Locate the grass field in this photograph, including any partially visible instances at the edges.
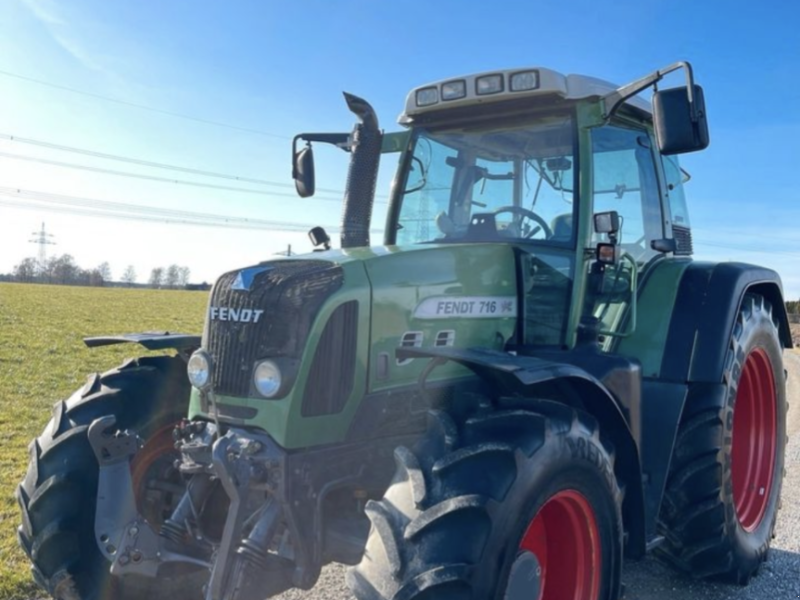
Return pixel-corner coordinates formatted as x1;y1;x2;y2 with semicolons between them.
0;283;206;600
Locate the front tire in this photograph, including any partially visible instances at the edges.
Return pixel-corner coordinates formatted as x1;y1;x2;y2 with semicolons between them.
16;355;201;600
657;293;787;583
348;400;623;600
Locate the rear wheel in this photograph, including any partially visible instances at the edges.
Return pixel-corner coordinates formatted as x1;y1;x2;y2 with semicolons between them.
16;355;203;600
657;293;787;583
348;400;623;600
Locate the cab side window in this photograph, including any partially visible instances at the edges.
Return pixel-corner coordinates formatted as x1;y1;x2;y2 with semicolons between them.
591;125;663;264
663;155;690;227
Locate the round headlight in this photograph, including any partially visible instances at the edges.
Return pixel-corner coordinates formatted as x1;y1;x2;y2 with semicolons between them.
187;350;212;389
254;360;282;398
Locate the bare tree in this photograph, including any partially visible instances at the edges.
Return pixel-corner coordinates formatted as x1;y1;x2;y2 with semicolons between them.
164;264;180;289
97;262;112;283
13;257;38;282
178;266;191;287
122;265;137;286
149;267;164;288
51;255;78;285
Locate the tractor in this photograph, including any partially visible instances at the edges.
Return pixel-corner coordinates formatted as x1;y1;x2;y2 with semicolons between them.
17;61;791;600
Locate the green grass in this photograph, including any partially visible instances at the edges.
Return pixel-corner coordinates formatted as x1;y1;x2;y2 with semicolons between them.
0;283;206;600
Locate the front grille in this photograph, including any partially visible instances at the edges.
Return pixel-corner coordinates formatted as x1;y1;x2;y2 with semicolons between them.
206;260;343;397
673;225;693;256
301;301;359;417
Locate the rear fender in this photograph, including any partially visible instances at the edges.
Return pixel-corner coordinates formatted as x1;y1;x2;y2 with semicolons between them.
398;346;647;558
661;262;791;383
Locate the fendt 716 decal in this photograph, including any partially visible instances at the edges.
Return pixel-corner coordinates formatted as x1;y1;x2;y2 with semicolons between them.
414;295;517;319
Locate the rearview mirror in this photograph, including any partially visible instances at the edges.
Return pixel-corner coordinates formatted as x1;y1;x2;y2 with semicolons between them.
293;144;315;198
653;85;710;155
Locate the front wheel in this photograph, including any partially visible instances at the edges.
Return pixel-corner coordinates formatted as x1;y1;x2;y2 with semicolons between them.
16;355;202;600
348;400;623;600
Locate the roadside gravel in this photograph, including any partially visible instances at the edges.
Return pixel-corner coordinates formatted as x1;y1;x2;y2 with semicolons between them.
274;351;800;600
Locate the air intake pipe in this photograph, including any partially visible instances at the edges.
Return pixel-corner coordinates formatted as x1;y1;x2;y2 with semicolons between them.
340;92;382;249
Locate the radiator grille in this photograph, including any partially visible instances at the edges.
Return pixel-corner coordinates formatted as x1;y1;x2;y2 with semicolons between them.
206;260;343;397
301;301;359;417
672;225;693;256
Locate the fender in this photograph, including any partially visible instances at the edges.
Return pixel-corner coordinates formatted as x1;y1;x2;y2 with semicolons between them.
661;261;792;383
84;332;201;353
397;345;648;557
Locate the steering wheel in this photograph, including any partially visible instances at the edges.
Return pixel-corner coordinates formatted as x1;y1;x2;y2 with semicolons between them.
493;206;553;239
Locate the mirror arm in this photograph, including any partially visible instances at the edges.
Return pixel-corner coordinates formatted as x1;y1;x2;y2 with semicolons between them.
602;61;698;121
292;133;351;182
292;133;351;155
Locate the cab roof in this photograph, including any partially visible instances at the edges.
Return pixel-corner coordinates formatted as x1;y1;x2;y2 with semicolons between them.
399;66;651;125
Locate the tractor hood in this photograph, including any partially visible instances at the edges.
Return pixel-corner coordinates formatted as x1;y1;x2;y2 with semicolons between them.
194;243;519;448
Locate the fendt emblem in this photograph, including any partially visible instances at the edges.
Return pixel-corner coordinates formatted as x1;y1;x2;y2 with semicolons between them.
231;266;272;291
209;306;265;323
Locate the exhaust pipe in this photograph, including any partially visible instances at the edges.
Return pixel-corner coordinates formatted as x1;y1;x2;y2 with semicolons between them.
340;92;381;249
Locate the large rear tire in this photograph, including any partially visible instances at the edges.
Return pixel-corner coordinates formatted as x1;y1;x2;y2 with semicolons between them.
348;400;623;600
657;293;787;583
16;355;203;600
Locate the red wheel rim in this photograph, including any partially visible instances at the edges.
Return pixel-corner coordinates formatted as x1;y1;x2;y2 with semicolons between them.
731;348;777;532
518;490;601;600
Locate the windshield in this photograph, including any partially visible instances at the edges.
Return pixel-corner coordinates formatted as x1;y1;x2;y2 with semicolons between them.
393;114;576;246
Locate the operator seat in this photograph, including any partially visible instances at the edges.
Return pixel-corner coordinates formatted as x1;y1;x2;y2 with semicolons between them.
550;214;573;242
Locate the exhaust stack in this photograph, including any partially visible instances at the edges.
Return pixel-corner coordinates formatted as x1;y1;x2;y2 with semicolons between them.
340;92;381;249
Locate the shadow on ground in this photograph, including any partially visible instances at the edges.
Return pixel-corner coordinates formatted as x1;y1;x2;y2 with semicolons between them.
623;548;800;600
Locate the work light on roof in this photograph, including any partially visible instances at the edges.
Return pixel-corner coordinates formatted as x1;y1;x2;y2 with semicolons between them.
476;74;503;95
415;87;439;107
441;80;467;101
510;70;540;92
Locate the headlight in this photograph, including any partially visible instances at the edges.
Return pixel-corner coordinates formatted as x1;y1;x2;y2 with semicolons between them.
415;87;438;107
441;79;466;101
476;74;503;95
510;70;540;92
187;350;212;389
254;360;282;398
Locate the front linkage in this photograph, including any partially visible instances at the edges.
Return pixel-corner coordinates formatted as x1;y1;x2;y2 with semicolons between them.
89;413;402;600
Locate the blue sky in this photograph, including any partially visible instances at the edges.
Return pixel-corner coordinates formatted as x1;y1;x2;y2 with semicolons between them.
0;0;798;297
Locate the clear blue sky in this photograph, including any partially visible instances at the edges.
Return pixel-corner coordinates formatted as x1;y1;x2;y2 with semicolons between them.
0;0;798;297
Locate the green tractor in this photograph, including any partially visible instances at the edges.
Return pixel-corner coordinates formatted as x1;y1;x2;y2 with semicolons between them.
17;61;792;600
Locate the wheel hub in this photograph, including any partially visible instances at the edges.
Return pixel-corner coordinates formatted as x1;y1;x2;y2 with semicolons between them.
515;489;601;600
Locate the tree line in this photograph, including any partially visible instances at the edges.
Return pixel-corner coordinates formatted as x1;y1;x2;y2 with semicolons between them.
148;265;192;289
7;255;192;289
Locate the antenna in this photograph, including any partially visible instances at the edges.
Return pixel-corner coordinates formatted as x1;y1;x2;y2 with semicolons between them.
29;222;56;269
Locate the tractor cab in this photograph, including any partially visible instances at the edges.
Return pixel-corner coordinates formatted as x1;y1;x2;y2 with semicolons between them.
295;62;708;348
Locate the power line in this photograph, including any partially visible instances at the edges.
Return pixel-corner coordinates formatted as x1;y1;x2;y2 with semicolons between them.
0;186;385;235
0;132;299;187
0;151;345;203
0;68;289;139
0;196;316;232
0;186;313;227
0;132;389;199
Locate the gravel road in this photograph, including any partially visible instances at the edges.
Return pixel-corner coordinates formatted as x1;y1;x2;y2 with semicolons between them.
274;351;800;600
